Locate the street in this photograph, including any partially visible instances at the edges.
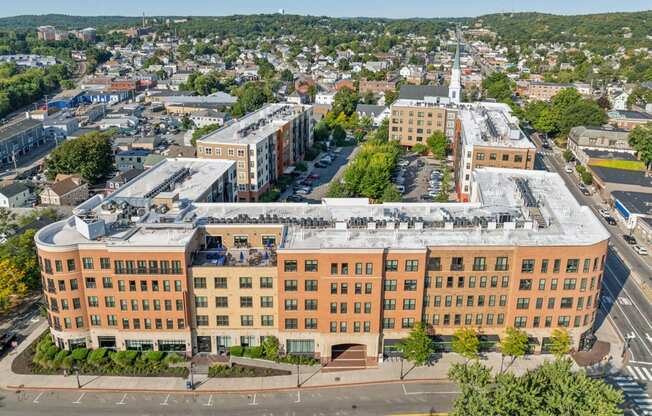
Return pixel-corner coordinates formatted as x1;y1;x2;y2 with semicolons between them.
0;382;457;416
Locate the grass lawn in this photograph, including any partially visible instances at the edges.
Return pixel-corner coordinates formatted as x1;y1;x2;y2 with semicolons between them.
589;159;645;171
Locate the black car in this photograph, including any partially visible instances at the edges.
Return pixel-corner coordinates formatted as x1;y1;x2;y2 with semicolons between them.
623;234;637;245
314;161;328;168
604;216;616;225
420;194;433;201
0;331;17;352
286;195;303;202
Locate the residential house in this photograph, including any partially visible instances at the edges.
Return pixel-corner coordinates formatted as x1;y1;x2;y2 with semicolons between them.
0;182;32;208
39;175;89;206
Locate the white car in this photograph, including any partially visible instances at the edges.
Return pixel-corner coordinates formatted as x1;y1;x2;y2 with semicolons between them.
398;160;410;167
396;185;405;193
564;165;574;174
598;208;611;218
634;245;648;256
295;187;311;195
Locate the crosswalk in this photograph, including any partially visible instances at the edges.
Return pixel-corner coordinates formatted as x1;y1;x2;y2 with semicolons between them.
613;376;652;415
627;366;652;382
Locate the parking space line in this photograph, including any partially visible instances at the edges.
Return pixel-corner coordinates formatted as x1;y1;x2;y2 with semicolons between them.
248;393;258;406
204;394;213;407
295;390;301;403
160;394;170;406
402;384;460;395
116;393;127;405
32;392;44;404
73;392;85;404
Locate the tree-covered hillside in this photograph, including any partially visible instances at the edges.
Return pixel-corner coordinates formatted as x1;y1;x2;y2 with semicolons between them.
0;14;142;30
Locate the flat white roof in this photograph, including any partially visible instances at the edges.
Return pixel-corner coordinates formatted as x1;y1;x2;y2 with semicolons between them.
460;102;535;149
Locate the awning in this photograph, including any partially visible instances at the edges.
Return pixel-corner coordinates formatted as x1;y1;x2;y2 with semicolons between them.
383;339;404;346
527;336;540;345
478;334;500;343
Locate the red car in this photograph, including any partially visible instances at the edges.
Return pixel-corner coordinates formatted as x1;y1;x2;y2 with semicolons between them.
308;173;320;180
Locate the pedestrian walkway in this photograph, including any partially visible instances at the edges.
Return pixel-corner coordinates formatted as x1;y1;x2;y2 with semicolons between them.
626;365;652;382
611;376;651;415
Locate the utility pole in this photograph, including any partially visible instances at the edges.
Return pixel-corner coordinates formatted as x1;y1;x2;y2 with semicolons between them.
296;362;300;388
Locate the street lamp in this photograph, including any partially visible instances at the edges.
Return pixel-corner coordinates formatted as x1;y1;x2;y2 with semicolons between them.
72;364;81;389
296;361;300;388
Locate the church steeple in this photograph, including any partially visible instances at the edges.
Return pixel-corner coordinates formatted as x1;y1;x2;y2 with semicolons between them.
449;31;462;105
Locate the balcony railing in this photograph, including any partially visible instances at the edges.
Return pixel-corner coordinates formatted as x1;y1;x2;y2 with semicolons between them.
193;247;277;267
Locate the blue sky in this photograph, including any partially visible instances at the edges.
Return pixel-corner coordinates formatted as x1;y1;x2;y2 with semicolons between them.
2;0;650;18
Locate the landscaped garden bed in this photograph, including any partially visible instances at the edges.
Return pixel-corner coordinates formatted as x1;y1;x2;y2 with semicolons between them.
208;363;290;378
13;331;188;378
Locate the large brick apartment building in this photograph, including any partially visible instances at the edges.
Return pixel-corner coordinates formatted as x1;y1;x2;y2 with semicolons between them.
36;161;608;366
196;104;313;202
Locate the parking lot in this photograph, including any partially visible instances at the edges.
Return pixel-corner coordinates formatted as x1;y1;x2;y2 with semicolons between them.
3;382;457;416
290;146;358;203
398;155;453;203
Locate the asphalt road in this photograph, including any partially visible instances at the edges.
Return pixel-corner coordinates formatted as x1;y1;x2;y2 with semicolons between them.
0;382;457;416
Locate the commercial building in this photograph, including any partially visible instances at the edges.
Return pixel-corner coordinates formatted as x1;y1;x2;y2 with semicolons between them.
524;82;574;102
196;104;313;202
37;166;608;364
388;97;458;148
455;102;536;202
567;126;633;163
0;115;49;169
607;110;652;130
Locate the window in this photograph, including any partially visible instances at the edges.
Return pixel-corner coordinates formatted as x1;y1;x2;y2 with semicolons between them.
100;257;110;269
435;276;443;288
340;303;348;313
215;297;229;308
196;315;209;326
261;316;274;327
384;299;396;310
366;263;373;274
385;260;398;272
261;296;273;308
90;315;100;326
467;296;474;307
480;276;487;288
355;263;362;275
340;283;348;294
240;315;254;326
451;257;464;271
355;283;362;294
284;260;297;272
516;298;530;309
384;279;397;291
514;316;527;328
548;298;555;309
445;296;452;307
82;257;94;270
260;277;273;289
305;280;318;291
501;276;509;288
541;259;549;273
499;295;507;306
284;280;298;291
566;259;579;273
67;259;76;272
85;277;96;289
536;297;543;309
557;316;570;327
583;258;591;273
87;296;99;307
330;322;337;333
331;283;337;294
405;260;419;272
304;318;317;329
560;297;573;309
404;280;417;291
214;277;227;288
194;277;207;289
551;278;558;290
458;276;465;288
330;302;337;313
240;296;253;308
553;259;561;273
305;299;317;310
402;318;415;329
473;257;486;271
428;257;442;271
365;283;373;294
341;263;349;275
239;277;252;289
519;279;532;290
403;299;416;310
563;279;576;290
102;276;113;289
383;318;395;329
331;263;338;275
284;299;298;311
304;260;318;272
216;316;229;326
491;276;498;288
70;279;78;290
521;259;535;273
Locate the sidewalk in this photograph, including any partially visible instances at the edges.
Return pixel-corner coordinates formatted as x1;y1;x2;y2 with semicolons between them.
1;321;586;394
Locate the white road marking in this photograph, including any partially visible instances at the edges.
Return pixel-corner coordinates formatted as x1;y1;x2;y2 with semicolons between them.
248;393;257;406
73;392;85;404
295;391;301;403
32;392;43;404
618;296;633;305
634;367;648;381
630;361;652;365
116;393;128;405
628;366;639;378
160;394;170;406
204;394;213;407
602;284;652;357
605;263;652;330
402;384;460;395
642;368;652;380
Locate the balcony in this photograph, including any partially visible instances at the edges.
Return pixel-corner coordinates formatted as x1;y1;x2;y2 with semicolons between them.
193;247;277;268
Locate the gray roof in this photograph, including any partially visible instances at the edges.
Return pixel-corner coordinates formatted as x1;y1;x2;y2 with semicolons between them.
570;126;630;138
608;110;652;120
356;104;386;117
0;182;29;198
399;85;449;100
611;191;652;215
583;149;638;161
0;118;43;142
591;166;652;187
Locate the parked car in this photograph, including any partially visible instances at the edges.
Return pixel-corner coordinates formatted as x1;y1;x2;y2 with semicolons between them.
580;188;591;196
296;187;311;195
634;245;648;256
420;194;433;201
286;195;304;202
398;160;410;167
308;173;320;180
598;208;611;217
541;140;551;149
623;234;637;245
396;185;405;193
604;216;617;225
314;161;328;168
565;165;574;174
0;331;17;352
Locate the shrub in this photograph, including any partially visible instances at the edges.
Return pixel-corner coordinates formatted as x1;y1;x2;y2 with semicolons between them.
162;352;184;366
261;336;280;360
411;143;428;155
208;364;256;378
280;354;319;366
295;161;308;172
36;337;54;354
111;350;138;368
45;345;60;360
244;346;263;359
229;346;245;357
87;348;108;367
71;347;89;361
143;350;165;363
61;355;74;370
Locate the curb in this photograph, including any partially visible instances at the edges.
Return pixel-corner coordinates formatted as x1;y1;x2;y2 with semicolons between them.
4;377;452;395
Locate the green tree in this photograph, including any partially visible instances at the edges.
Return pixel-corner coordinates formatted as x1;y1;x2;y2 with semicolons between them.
384;89;399;106
45;130;114;183
397;322;433;366
426;131;448;160
331;124;347;144
0;258;28;311
191;123;221;147
373;118;389;142
549;328;571;358
313;119;331;141
629;122;652;169
411;143;428;155
563;149;574;162
482;72;513;102
261;336;280;360
232;82;270;117
380;185;402;202
452;328;480;361
332;87;359;117
448;362;494;416
499;327;528;373
280;69;294;82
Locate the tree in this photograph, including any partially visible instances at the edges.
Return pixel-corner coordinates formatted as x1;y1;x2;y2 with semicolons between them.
384;89;399;106
426;131;448;160
499;327;528;373
629;122;652;169
549;329;571;358
280;69;294;82
596;95;611;110
0;258;28;311
181;115;193;130
381;185;402;202
331;124;347;144
313;119;331;141
261;336;280;360
482;72;513;102
563;149;574;162
397;322;432;378
373;118;389;142
45;130;114;184
452;328;479;361
332;87;359;117
362;90;376;105
411;143;428;155
449;359;622;416
232;82;270;117
191;123;221;147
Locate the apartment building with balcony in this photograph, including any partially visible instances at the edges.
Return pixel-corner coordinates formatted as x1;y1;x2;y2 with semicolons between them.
388;98;458;148
196;103;313;201
36;163;608;365
455;102;537;202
